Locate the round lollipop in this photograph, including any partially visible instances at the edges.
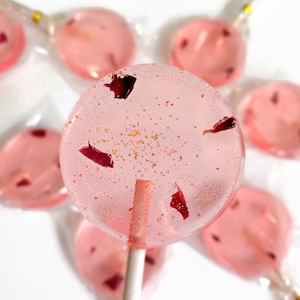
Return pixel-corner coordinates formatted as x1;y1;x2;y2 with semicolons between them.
0;128;67;209
0;8;25;72
75;218;166;299
60;63;244;298
238;81;300;158
165;2;257;87
201;186;299;299
0;0;136;81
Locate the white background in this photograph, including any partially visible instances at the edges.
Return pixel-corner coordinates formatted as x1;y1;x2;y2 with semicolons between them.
0;0;299;299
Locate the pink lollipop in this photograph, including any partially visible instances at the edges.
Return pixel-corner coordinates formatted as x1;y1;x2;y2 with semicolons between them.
202;186;299;299
0;8;25;72
75;218;166;299
0;128;67;208
239;81;300;158
169;18;246;87
0;0;136;81
60;63;244;298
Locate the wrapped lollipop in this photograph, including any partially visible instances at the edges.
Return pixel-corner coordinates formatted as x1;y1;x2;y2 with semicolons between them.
201;185;300;299
59;63;245;298
0;0;137;89
153;0;259;87
230;80;300;158
0;8;25;72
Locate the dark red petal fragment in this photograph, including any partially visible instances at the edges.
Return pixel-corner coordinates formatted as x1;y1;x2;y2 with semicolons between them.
170;184;189;220
79;142;114;168
267;252;276;260
180;39;188;48
222;28;231;36
104;74;136;99
31;129;46;137
211;234;221;243
0;32;8;43
203;116;236;135
145;255;155;265
271;92;278;104
224;67;234;78
103;273;124;291
16;178;31;187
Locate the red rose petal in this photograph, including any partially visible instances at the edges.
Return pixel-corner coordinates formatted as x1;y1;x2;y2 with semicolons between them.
170;184;189;220
30;129;47;137
203;116;236;135
0;32;8;43
103;273;124;291
16;178;31;187
145;255;155;265
79;142;114;168
104;74;136;99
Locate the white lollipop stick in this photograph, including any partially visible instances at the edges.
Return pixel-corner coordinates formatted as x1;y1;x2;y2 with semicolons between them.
124;179;152;300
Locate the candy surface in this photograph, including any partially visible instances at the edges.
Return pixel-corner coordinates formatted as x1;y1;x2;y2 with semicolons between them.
0;128;67;208
169;18;246;87
202;186;293;277
55;8;136;80
240;81;300;158
60;63;244;248
0;10;25;72
75;219;166;298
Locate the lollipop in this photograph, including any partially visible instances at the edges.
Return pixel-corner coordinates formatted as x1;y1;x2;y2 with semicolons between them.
0;0;136;81
0;128;67;208
0;8;25;72
75;218;166;299
60;63;244;298
164;2;257;87
237;81;300;158
201;186;299;299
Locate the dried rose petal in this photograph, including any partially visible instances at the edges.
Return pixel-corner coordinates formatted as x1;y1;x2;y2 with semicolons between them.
30;129;47;137
104;74;136;99
170;184;189;219
224;67;234;78
145;255;155;265
267;252;276;260
79;142;114;168
203;116;236;135
222;28;231;36
271;92;278;104
0;32;8;43
211;234;221;242
16;178;31;187
103;273;124;291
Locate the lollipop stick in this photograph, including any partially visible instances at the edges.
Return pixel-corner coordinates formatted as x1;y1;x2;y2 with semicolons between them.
124;179;152;300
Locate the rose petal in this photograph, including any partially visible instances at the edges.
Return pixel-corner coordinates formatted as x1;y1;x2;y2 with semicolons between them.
203;116;236;135
170;184;189;220
103;273;124;291
79;142;114;168
104;74;136;99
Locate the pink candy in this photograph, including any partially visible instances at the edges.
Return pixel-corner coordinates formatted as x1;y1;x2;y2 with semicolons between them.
0;10;25;72
55;8;136;80
75;219;166;298
0;128;67;208
202;186;293;277
169;18;246;87
239;81;300;158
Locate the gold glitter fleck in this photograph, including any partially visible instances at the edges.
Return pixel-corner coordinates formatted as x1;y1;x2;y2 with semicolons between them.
32;11;43;23
242;3;253;14
197;212;202;217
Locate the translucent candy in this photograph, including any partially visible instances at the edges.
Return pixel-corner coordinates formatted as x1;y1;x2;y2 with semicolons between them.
239;81;300;158
0;9;25;72
169;18;246;87
75;219;166;299
202;186;293;277
60;63;244;248
0;128;67;208
55;8;136;81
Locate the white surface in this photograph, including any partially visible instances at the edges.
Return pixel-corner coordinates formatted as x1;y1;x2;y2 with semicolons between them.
0;0;300;299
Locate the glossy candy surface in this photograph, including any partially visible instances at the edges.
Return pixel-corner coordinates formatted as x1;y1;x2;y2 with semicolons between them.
202;186;293;277
55;8;136;80
0;128;66;208
60;63;244;248
169;18;246;87
240;81;300;158
75;219;166;299
0;10;25;72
